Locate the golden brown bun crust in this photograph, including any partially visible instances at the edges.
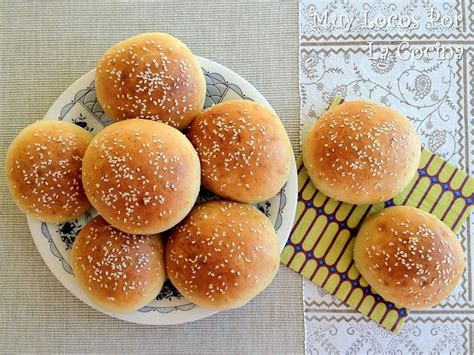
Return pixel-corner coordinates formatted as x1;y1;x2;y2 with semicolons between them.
71;216;165;313
354;206;465;309
166;200;280;310
95;33;206;130
82;119;200;234
303;100;421;205
188;100;293;203
5;120;92;223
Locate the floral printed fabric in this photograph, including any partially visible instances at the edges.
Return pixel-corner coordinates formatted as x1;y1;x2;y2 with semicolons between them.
300;0;474;353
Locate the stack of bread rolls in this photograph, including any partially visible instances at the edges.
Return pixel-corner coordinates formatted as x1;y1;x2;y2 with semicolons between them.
303;100;465;309
6;33;293;314
8;32;463;315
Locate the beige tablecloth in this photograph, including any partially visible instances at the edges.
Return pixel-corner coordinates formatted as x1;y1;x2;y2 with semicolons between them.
0;1;303;353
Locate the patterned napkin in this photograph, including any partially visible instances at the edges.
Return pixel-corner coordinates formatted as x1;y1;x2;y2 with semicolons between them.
298;0;474;351
281;97;474;332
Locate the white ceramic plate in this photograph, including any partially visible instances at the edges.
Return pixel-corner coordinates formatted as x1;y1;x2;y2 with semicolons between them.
27;56;298;325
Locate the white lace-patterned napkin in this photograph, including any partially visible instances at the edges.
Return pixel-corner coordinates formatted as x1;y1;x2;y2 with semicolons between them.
299;1;474;353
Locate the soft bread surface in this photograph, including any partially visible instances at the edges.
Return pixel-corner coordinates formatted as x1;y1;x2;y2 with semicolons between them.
354;206;465;309
303;100;421;205
5;120;92;223
82;119;200;234
95;33;206;130
71;216;165;313
188;100;293;203
166;200;280;310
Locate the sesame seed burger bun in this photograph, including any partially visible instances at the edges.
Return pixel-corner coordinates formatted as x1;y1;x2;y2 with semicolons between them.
5;120;93;223
71;216;166;313
82;119;200;234
188;100;293;203
96;33;206;130
303;100;421;205
166;200;280;310
354;206;465;309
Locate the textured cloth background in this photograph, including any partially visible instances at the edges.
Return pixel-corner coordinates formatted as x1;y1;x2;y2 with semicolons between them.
0;1;303;353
